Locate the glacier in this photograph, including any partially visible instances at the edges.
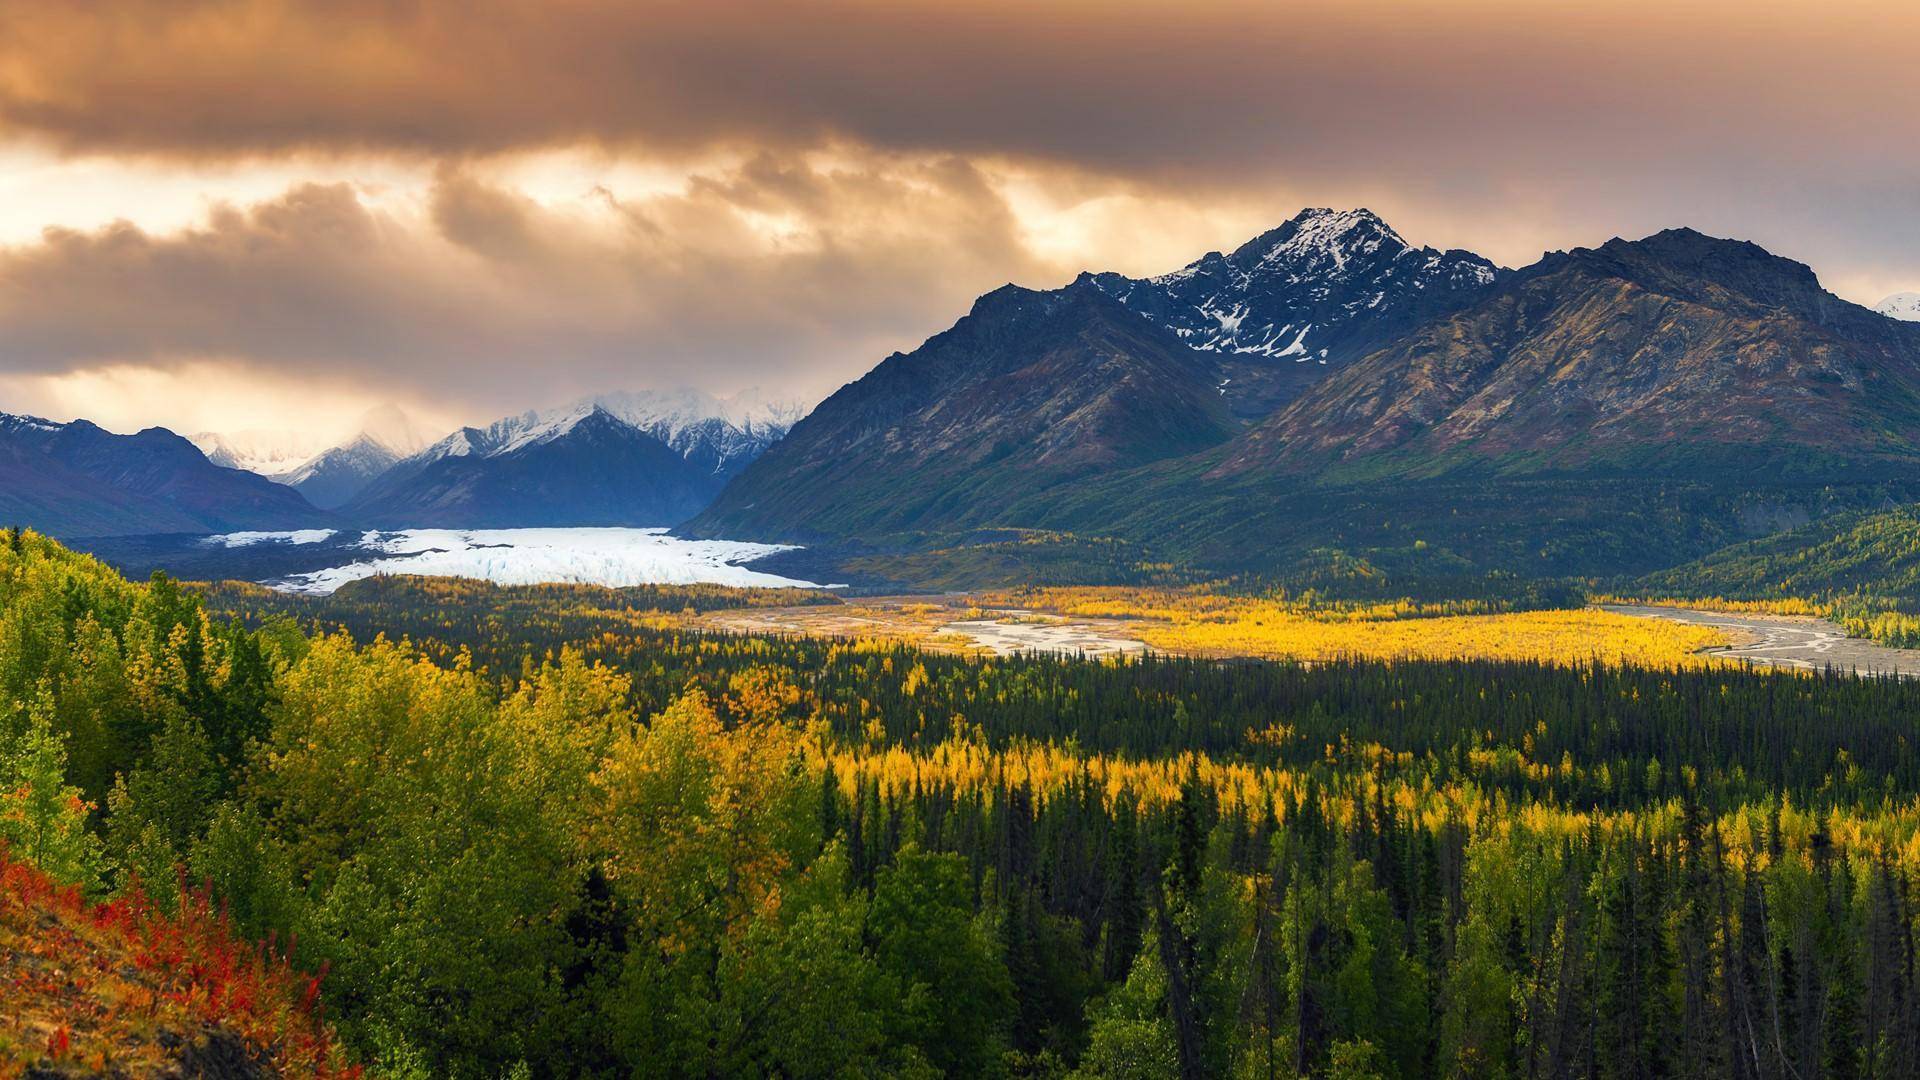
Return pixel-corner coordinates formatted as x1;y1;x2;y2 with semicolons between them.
204;529;339;548
207;527;837;594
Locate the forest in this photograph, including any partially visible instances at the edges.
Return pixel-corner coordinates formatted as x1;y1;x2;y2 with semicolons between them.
7;527;1920;1077
1627;506;1920;647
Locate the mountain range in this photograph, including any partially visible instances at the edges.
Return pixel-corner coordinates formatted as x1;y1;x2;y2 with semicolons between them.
3;389;801;537
341;389;800;527
189;405;434;510
693;211;1920;581
1216;228;1920;477
1;414;330;536
11;207;1920;589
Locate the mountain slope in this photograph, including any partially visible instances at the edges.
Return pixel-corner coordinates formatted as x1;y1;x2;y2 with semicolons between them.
0;414;330;536
690;280;1237;541
1217;228;1920;479
343;405;717;527
1636;503;1920;602
1088;208;1504;418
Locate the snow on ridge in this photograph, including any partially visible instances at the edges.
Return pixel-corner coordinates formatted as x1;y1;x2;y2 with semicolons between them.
245;403;437;484
493;403;601;456
381;387;806;486
1263;208;1406;271
268;527;837;595
1100;207;1505;364
420;428;480;462
1877;292;1920;323
592;386;806;441
280;433;400;487
1;413;65;434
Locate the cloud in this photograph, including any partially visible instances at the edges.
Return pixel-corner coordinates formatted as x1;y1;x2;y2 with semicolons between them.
1;0;1917;434
1;150;1239;428
3;1;1916;179
1;2;1914;280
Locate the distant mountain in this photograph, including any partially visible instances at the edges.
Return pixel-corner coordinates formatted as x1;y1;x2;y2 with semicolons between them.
339;389;802;527
1217;228;1920;479
282;435;409;510
1879;292;1920;322
279;405;435;509
342;405;720;527
689;280;1237;541
588;387;804;481
1;414;328;536
1088;208;1504;418
188;428;325;476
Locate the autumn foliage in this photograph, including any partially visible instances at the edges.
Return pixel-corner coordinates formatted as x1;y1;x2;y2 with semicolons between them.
985;585;1731;666
0;848;359;1078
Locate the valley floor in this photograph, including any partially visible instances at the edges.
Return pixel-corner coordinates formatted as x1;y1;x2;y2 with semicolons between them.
1602;603;1920;676
704;591;1920;674
699;592;1738;668
698;596;1149;657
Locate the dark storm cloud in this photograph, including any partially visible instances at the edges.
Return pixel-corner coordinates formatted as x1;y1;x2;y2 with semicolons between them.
0;156;1057;410
3;1;1916;181
1;0;1918;430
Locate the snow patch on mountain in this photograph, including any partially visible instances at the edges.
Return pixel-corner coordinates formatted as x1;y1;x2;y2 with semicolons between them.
1878;292;1920;322
588;388;806;476
0;413;64;435
595;386;804;439
1091;207;1504;364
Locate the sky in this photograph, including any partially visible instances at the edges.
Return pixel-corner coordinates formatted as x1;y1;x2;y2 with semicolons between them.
1;0;1917;442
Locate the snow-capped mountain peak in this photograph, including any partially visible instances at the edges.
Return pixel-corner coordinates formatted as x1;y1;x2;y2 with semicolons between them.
590;387;806;442
572;387;806;476
270;404;440;510
188;428;327;475
1877;292;1920;322
1086;208;1505;416
0;412;64;436
397;388;804;481
1239;207;1408;278
491;404;605;457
